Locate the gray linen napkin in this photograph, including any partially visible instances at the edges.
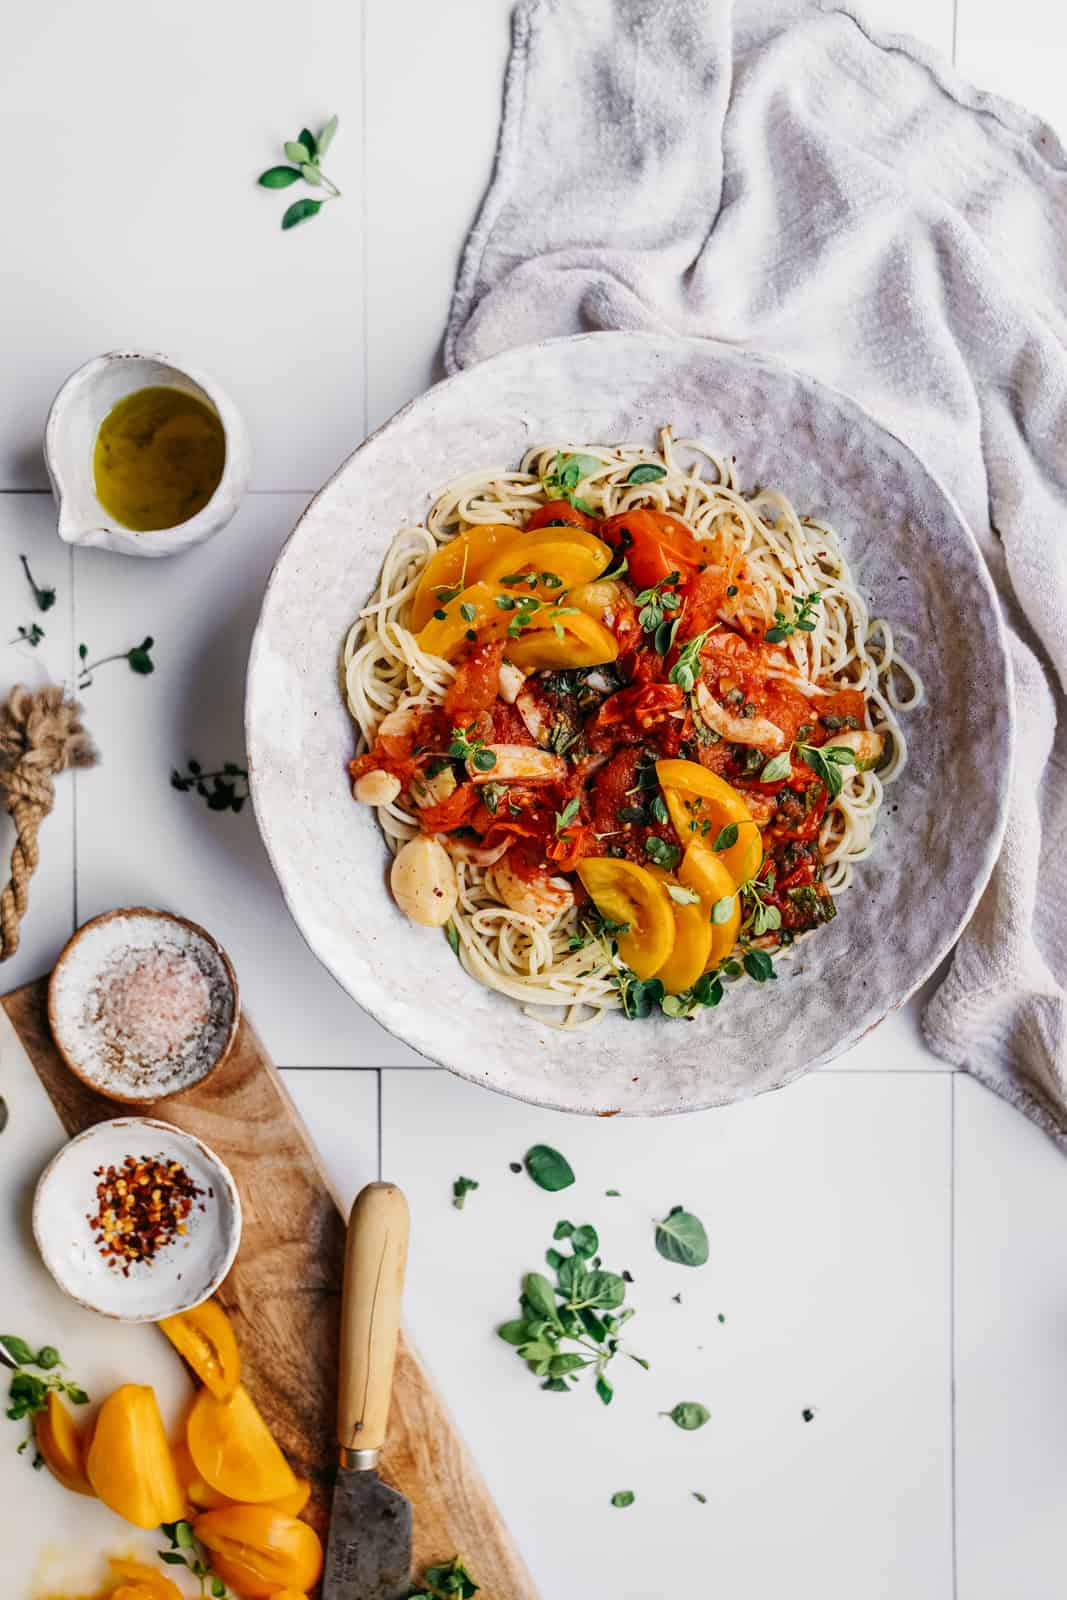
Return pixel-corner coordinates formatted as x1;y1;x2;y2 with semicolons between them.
446;0;1067;1145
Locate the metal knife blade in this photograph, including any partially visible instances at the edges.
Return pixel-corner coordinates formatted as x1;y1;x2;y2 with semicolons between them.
321;1465;413;1600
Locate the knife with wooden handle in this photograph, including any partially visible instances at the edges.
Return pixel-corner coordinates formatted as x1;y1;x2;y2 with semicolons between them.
321;1182;413;1600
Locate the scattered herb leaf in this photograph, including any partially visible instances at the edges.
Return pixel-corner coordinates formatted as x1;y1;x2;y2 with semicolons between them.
261;116;342;229
611;1491;635;1508
77;637;154;688
171;759;248;814
19;556;55;612
625;463;667;485
452;1176;479;1210
663;1401;710;1430
524;1145;575;1192
654;1206;709;1268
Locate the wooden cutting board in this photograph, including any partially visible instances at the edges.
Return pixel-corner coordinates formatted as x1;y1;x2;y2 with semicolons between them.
2;977;537;1600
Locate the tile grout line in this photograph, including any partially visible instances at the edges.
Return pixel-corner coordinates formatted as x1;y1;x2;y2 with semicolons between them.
952;0;959;65
949;1073;960;1596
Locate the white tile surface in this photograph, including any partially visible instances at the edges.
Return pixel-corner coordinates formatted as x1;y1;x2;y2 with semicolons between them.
364;0;514;430
0;0;365;493
954;1074;1067;1600
71;497;425;1066
956;0;1067;137
280;1067;381;1211
0;498;75;988
383;1068;954;1600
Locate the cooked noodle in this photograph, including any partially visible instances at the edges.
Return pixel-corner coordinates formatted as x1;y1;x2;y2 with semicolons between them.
343;429;923;1022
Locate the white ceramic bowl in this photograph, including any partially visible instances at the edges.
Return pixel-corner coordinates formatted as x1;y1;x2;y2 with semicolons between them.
246;333;1013;1116
33;1117;241;1321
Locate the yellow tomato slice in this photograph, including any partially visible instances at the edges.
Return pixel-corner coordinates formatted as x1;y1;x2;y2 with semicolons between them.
646;870;713;995
35;1390;93;1497
409;524;524;631
480;529;612;588
678;843;742;966
187;1384;298;1505
655;759;762;887
85;1384;185;1529
505;611;619;671
576;857;675;980
158;1298;240;1401
414;581;509;660
194;1506;324;1599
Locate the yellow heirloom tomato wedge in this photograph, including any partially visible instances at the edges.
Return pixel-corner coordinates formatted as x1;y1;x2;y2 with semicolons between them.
85;1384;185;1528
655;759;763;887
158;1298;240;1401
414;581;505;659
479;528;612;588
678;843;742;966
576;858;675;980
409;523;524;631
194;1506;324;1599
187;1383;298;1505
34;1390;94;1497
105;1560;184;1600
505;611;619;672
646;869;713;995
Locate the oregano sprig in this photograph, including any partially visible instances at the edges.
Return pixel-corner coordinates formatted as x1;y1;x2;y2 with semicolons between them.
171;759;248;813
2;1337;88;1466
159;1521;232;1600
77;637;154;688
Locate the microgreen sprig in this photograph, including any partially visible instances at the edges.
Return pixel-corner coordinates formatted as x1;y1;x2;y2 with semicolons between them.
498;1219;645;1405
159;1521;231;1600
759;738;856;800
77;637;154;688
668;627;711;693
258;115;341;230
20;556;55;613
11;624;44;647
171;759;248;813
408;1556;479;1599
634;573;682;636
541;451;601;516
2;1336;88;1466
448;723;496;772
765;591;821;644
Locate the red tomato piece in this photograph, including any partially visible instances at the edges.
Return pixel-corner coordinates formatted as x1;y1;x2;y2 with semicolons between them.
444;641;505;720
526;499;598;533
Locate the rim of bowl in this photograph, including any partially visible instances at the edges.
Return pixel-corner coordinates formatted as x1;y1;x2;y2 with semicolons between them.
31;1115;242;1322
47;907;241;1106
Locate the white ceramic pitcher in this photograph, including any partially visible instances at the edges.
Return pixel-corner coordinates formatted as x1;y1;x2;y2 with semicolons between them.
43;351;252;558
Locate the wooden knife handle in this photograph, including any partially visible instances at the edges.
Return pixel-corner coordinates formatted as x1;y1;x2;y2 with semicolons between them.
337;1181;410;1459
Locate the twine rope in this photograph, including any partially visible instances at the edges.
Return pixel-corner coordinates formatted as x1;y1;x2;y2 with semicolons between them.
0;685;97;962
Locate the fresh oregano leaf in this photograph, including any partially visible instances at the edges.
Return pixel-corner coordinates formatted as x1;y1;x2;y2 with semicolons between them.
284;140;311;164
711;895;736;926
317;114;339;156
0;1336;36;1366
611;1490;635;1508
523;1273;559;1321
655;1206;709;1268
625;463;667;484
282;198;322;230
712;822;739;851
524;1144;575;1191
298;127;317;158
664;1401;710;1430
258;166;302;188
301;163;324;186
760;751;792;783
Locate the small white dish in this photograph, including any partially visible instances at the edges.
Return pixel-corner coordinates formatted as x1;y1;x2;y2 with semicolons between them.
32;1117;241;1322
43;350;251;559
48;908;240;1105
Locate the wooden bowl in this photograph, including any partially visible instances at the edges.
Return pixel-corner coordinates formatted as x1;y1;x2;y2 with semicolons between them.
48;908;240;1106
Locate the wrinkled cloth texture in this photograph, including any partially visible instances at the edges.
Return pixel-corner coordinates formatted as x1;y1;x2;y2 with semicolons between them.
446;0;1067;1145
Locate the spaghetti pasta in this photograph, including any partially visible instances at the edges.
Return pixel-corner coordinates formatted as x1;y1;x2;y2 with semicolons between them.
342;429;922;1024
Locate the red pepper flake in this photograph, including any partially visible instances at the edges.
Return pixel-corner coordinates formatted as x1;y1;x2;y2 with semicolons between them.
87;1153;203;1275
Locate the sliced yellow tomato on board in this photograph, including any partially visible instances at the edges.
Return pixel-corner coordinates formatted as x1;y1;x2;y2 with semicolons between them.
409;523;524;631
646;870;713;995
656;759;762;887
194;1506;324;1599
267;1476;312;1517
158;1298;240;1401
505;611;619;672
34;1390;94;1497
187;1384;298;1505
678;843;742;966
172;1438;230;1509
479;528;612;588
576;858;675;980
86;1384;185;1529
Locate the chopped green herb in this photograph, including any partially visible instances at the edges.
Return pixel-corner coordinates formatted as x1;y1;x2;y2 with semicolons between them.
171;759;248;814
452;1176;479;1210
654;1206;709;1268
611;1491;635;1508
524;1145;575;1192
668;628;711;694
643;835;680;871
19;556;56;612
802;1407;815;1423
408;1554;479;1598
765;591;821;644
663;1401;710;1430
555;796;581;834
78;636;154;688
3;1338;88;1465
692;1491;708;1504
625;462;668;485
448;723;496;771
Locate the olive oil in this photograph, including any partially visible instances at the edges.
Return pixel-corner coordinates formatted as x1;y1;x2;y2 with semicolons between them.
93;387;226;532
